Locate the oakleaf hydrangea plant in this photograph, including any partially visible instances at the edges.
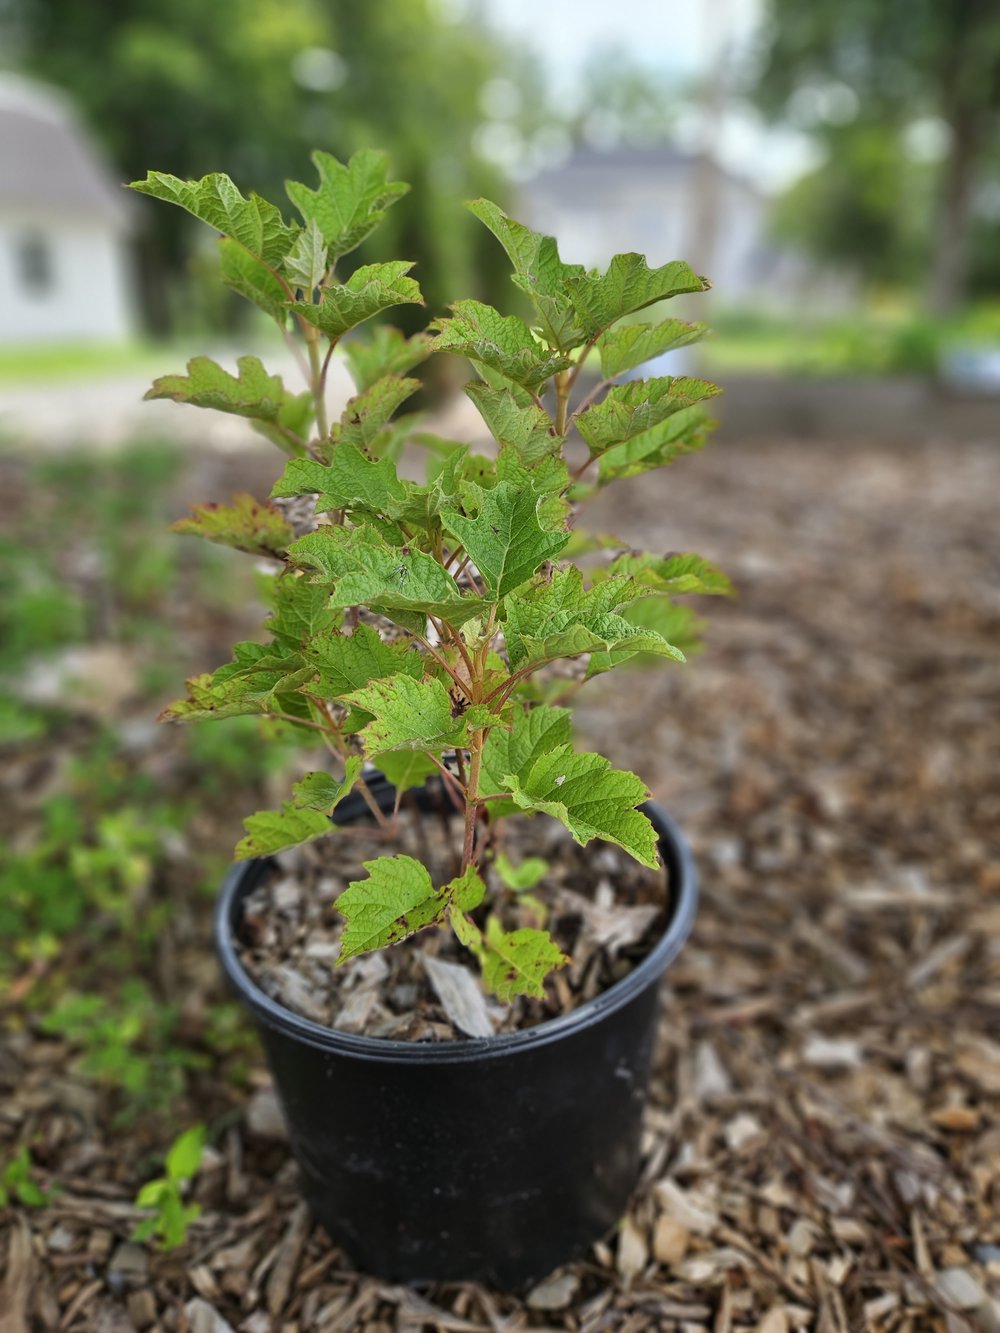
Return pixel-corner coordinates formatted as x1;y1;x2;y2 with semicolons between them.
131;150;729;1003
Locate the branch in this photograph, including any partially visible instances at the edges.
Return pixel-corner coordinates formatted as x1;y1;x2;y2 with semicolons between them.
411;632;473;697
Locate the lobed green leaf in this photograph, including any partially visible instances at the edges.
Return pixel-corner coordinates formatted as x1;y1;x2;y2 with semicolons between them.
463;382;561;465
466;198;588;351
344;675;492;755
576;376;721;456
597;318;709;378
130;170;297;266
503;745;660;868
600;551;732;596
293;262;423;341
289;524;486;627
433;300;571;389
567;255;709;337
441;481;568;599
234;757;361;860
306;623;424;700
285;149;409;260
170;493;293;559
145;356;311;453
336;856;484;962
478;919;567;1001
219;239;290;324
283;218;328;294
479;704;572;816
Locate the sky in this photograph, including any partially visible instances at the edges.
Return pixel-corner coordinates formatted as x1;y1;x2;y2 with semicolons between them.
473;0;818;191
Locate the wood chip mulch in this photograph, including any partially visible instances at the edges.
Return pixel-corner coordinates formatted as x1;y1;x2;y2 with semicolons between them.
2;433;999;1332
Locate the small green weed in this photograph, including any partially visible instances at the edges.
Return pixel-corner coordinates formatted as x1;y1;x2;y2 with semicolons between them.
0;1146;58;1208
133;1125;205;1250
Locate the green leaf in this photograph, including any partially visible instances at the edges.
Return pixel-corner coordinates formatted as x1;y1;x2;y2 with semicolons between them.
285;149;409;259
343;326;433;393
337;857;487;963
576;376;721;456
463;382;561;464
567;255;709;336
265;574;339;650
171;493;293;559
336;855;442;960
479;920;567;1001
495;853;548;891
165;1126;205;1183
145;356;311;446
291;761;364;811
331;376;422;454
503;745;659;868
596;405;713;484
479;704;572;816
373;750;440;794
160;675;255;725
130;171;296;266
159;642;311;723
219;239;290;324
135;1180;169;1209
283;218;328;294
433;301;571;389
597;319;709;378
306;623;424;700
466;198;588;351
293;262;423;340
272;445;408;516
345;675;487;755
441;481;568;599
587;596;705;672
494;444;570;530
289;525;485;627
503;567;683;671
601;551;732;596
234;757;361;859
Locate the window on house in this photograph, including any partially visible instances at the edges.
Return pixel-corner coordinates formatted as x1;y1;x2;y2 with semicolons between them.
18;233;54;295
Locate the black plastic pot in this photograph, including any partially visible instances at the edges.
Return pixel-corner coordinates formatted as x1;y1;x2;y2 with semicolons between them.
215;777;698;1289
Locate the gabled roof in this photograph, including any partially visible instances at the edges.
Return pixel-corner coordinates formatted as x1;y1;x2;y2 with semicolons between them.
0;74;131;227
529;145;763;201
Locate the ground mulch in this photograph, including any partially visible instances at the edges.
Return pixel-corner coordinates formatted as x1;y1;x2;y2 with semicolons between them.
2;431;999;1331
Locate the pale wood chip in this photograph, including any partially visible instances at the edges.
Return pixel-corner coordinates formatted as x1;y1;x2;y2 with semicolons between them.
616;1216;649;1283
0;1218;33;1333
422;955;494;1039
265;1201;311;1316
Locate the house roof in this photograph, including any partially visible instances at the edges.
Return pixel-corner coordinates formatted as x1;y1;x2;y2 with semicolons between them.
0;74;131;227
529;145;763;200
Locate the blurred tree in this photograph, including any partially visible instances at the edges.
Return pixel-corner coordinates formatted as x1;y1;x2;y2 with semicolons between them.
753;0;1000;311
770;122;933;287
3;0;517;331
570;46;678;149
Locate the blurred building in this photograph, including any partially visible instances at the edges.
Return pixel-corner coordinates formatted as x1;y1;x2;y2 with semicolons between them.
0;75;134;345
520;146;840;308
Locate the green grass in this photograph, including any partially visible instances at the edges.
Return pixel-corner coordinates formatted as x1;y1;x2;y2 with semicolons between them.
0;340;172;384
697;303;1000;378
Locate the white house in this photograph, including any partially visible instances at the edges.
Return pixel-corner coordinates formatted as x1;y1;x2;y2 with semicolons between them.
518;145;843;312
0;74;134;345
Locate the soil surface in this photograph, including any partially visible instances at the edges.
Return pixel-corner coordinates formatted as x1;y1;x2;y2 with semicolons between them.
237;808;666;1040
2;431;999;1331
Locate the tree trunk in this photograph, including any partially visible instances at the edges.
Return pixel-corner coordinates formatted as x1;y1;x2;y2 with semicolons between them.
927;108;979;316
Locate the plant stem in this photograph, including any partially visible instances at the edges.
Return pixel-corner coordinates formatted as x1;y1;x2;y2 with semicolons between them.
461;732;484;871
554;369;571;435
355;775;393;831
306;333;330;440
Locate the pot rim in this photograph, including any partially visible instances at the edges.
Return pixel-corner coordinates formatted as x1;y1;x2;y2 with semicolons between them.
214;791;698;1065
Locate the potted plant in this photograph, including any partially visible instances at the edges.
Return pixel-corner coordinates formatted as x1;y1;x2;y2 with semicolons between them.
130;149;728;1288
